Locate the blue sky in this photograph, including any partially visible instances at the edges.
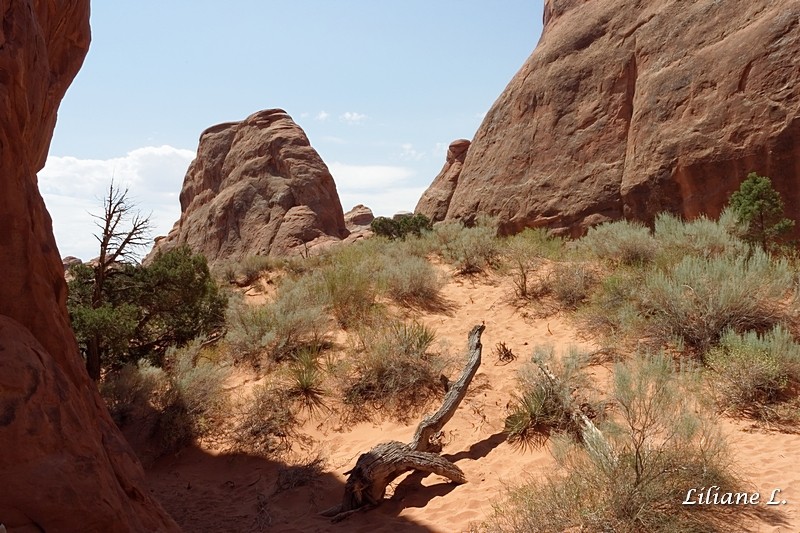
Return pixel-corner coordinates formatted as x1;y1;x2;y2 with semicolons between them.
41;1;544;259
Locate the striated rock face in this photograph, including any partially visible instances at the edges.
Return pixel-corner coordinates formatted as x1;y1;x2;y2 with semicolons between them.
0;2;179;531
415;139;470;222
152;109;349;263
429;0;800;236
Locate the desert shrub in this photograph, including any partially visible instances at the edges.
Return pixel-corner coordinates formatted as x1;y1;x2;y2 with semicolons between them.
230;383;297;457
504;346;593;448
154;341;231;452
225;276;328;363
501;228;563;299
580;219;657;266
435;222;499;274
482;355;740;533
378;253;444;306
653;211;748;266
638;250;793;354
231;255;278;286
579;269;644;338
536;262;596;309
707;326;800;420
100;359;169;425
343;320;443;415
370;213;432;240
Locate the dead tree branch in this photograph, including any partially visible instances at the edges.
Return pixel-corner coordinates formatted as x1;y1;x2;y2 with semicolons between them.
321;324;485;520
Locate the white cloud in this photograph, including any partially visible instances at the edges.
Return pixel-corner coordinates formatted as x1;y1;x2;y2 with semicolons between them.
339;187;426;219
328;161;422;218
433;142;449;157
340;111;367;125
39;145;195;260
399;143;424;161
327;162;414;190
316;110;330;121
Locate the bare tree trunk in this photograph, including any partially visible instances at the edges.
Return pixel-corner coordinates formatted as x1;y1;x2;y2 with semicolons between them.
321;324;485;521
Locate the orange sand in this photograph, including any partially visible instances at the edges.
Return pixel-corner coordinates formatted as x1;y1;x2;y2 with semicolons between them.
146;269;800;532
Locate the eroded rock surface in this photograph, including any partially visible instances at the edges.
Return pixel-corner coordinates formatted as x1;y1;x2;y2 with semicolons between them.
427;0;800;235
415;139;470;222
0;1;178;530
151;109;349;263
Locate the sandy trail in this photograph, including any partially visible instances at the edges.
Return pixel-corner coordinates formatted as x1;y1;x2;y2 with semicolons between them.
146;268;800;532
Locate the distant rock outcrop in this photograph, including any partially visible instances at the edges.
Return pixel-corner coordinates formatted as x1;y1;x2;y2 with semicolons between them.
344;204;375;231
415;139;470;222
0;1;179;531
151;109;349;263
424;0;800;236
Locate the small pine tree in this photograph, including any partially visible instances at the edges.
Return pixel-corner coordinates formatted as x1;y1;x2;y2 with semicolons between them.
728;172;794;250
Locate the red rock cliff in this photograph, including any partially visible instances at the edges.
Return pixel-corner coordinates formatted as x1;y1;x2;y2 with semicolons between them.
151;109;349;263
0;1;179;530
424;0;800;235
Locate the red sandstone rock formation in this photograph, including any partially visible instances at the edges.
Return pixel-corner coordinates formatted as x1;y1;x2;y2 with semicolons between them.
415;139;470;222
0;2;178;531
425;0;800;236
344;204;375;231
151;109;349;263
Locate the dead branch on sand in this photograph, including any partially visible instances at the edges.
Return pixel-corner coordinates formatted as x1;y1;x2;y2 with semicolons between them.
320;324;486;522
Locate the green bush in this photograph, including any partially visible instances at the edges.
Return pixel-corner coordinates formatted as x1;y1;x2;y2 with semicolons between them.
639;250;793;354
707;327;800;420
580;219;657;266
728;172;794;251
316;248;378;328
370;213;432;240
68;245;227;370
579;269;644;338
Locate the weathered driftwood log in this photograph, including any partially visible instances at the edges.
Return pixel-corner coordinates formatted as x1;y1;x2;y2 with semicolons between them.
321;324;486;520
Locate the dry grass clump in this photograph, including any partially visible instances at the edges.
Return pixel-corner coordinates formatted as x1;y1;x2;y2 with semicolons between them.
225;276;329;364
482;355;742;533
501;228;563;299
431;219;500;274
504;346;596;448
315;245;379;328
228;382;298;457
101;340;231;457
275;452;327;493
101;359;169;426
532;262;597;309
378;252;444;307
218;255;280;286
343;319;445;417
707;326;800;422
